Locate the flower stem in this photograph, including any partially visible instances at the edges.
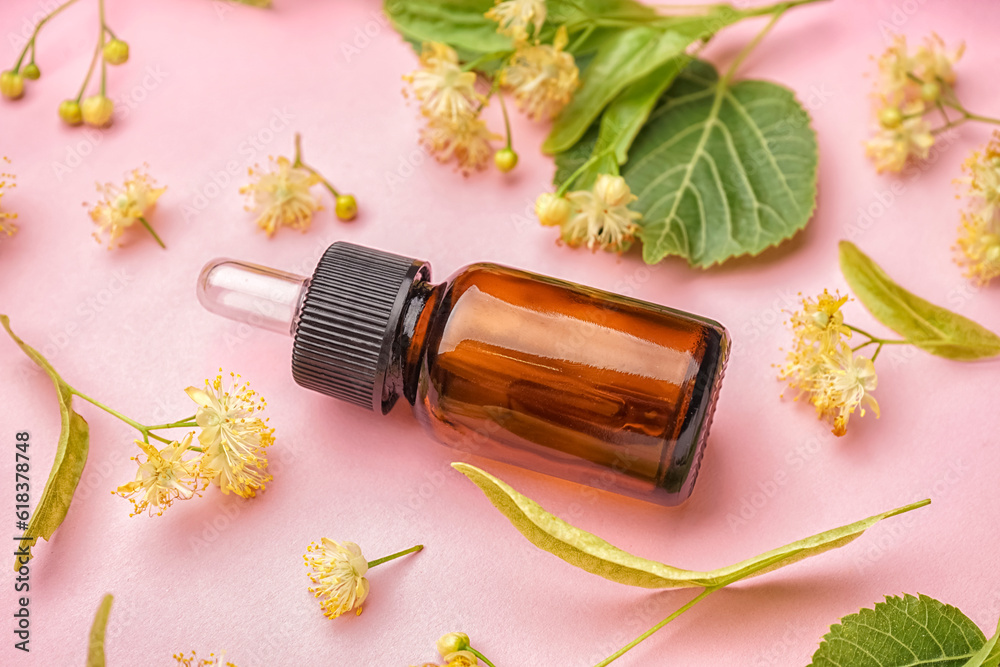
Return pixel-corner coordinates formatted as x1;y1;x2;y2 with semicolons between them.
466;647;499;667
721;5;787;86
76;21;104;101
292;133;340;197
98;0;107;96
461;50;512;73
497;89;514;151
69;388;172;443
593;587;717;667
555;154;604;196
367;544;423;568
844;324;908;348
138;216;166;249
145;416;198;430
12;0;81;71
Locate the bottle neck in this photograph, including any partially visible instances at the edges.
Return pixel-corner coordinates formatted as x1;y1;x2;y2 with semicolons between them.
383;278;439;410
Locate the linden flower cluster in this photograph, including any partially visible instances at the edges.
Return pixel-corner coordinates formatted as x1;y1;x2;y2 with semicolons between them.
536;174;642;252
778;290;880;437
412;632;496;667
955;132;1000;285
241;133;357;237
2;0;130;128
88;167;167;249
404;0;579;174
304;540;422;620
0;159;16;237
115;372;275;516
865;34;964;173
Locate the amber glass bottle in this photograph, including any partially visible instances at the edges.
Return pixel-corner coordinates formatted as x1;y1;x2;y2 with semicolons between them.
198;242;729;506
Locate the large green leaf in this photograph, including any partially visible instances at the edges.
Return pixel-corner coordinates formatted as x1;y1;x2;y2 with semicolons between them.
621;59;817;267
3;315;90;571
453;463;928;590
809;595;991;667
839;242;1000;360
87;594;114;667
543;8;745;155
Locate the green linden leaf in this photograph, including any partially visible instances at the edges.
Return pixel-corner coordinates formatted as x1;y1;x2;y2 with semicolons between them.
967;611;1000;667
453;462;928;590
809;594;994;667
87;594;114;667
2;315;90;572
624;59;818;267
839;241;1000;360
383;0;512;57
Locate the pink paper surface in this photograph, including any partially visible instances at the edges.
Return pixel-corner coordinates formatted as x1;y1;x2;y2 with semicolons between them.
2;0;999;665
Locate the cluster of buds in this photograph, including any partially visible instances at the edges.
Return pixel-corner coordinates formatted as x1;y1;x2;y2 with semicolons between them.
2;0;130;128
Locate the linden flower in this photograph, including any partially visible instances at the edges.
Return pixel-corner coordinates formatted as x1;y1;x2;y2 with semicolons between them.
812;349;880;437
955;134;1000;284
174;651;237;667
185;372;275;499
422;113;499;175
89;168;166;249
864;103;934;173
911;33;964;87
0;161;16;237
486;0;546;43
241;156;321;237
501;26;579;121
787;289;851;354
115;433;205;517
304;539;371;619
549;174;641;252
405;42;481;121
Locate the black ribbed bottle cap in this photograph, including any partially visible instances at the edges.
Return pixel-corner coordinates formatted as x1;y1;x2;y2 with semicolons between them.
291;242;430;413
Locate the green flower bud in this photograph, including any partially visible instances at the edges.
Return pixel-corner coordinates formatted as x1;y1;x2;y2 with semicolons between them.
494;147;519;173
59;99;83;126
334;194;358;221
437;632;471;657
878;106;903;129
920;81;941;102
81;95;114;127
103;39;130;66
1;71;25;100
22;63;40;80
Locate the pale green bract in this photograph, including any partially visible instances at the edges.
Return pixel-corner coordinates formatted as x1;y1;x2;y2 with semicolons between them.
3;315;90;572
87;594;114;667
839;241;1000;360
809;594;1000;667
452;462;928;590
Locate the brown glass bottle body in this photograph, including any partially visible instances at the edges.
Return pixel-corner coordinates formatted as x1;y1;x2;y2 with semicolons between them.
389;263;729;506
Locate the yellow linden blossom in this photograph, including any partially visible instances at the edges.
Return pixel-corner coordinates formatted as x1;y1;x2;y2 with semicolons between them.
174;651;237;667
779;291;879;436
89;168;166;249
865;102;934;173
185;371;275;499
544;174;641;252
405;42;481;121
501;26;579;121
866;34;963;173
115;433;205;517
414;652;479;667
955;133;1000;284
486;0;546;43
422;113;499;175
304;539;371;619
0;159;16;237
240;156;321;237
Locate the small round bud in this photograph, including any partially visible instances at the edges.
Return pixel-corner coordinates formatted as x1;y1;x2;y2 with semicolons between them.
1;71;25;100
494;147;519;173
811;311;830;328
81;95;114;127
59;99;83;126
103;39;129;66
535;192;571;227
920;81;941;102
334;194;358;221
22;63;40;80
437;633;471;657
878;107;903;129
593;174;633;207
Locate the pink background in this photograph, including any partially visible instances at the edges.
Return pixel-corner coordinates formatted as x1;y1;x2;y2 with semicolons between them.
2;0;1000;665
